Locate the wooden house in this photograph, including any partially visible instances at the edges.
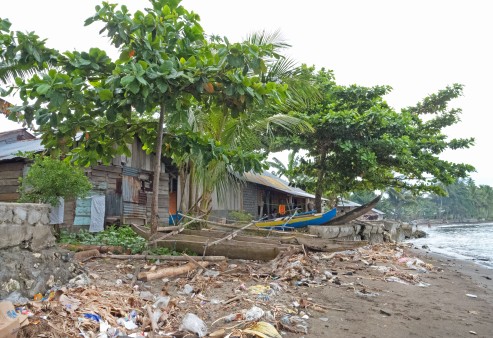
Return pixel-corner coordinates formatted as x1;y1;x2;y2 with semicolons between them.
178;170;316;221
0;136;176;231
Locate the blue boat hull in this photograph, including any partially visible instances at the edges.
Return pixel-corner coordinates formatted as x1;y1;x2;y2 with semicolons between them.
256;208;337;230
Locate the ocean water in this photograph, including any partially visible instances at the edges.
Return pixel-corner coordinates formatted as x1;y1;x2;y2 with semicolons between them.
409;222;493;269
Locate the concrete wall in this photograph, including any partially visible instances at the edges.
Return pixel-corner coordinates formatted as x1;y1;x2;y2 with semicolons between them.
308;222;386;243
0;202;79;298
0;202;56;251
308;220;415;243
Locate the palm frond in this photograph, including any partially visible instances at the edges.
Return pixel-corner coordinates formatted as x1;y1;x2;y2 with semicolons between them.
245;29;291;51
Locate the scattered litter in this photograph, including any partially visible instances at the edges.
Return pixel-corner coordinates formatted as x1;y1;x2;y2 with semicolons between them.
139;291;154;301
385;276;409;285
319;317;329;322
3;292;29;306
153;296;170;309
466;294;478;298
203;270;220;278
379;309;392;316
180;313;207;337
355;290;379;298
183;284;194;294
241;321;282;338
469;331;477;335
245;306;265;321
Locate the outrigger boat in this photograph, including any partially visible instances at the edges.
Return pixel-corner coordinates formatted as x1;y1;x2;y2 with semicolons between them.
255;208;337;230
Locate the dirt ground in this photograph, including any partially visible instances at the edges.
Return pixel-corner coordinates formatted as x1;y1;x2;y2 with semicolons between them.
17;243;493;338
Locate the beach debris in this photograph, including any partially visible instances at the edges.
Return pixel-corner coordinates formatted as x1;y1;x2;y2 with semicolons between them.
466;294;478;298
138;261;210;281
245;306;265;321
385;276;409;285
355;289;379;298
379;309;392;316
180;313;208;337
469;331;477;335
239;321;282;338
0;301;29;338
14;241;444;337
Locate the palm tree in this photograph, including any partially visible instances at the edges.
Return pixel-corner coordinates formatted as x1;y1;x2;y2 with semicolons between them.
179;31;315;215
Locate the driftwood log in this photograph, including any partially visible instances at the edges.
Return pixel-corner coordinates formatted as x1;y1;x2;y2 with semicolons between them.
100;254;226;262
61;244;130;254
138;261;210;281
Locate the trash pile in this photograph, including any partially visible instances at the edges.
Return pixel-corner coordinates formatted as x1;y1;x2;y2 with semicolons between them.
3;243;436;337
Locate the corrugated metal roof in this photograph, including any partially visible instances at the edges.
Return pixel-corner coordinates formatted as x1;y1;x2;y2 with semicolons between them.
243;171;316;199
0;138;44;161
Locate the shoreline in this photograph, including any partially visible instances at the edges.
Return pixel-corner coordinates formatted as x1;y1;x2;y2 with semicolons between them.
408;245;493;291
15;242;493;338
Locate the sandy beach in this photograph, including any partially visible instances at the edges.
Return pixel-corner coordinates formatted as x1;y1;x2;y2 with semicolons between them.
17;243;493;338
305;246;493;338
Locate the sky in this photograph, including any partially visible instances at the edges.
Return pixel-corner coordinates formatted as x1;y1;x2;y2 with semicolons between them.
1;0;492;186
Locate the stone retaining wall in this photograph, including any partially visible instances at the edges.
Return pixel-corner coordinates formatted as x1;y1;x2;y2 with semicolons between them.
0;202;56;251
0;202;79;299
308;220;412;243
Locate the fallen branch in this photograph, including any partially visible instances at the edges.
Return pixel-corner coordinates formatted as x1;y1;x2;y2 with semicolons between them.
61;244;129;254
73;249;101;262
145;304;158;332
100;254;226;262
138;261;210;281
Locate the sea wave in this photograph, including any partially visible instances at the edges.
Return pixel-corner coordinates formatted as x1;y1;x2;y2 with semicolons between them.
408;223;493;269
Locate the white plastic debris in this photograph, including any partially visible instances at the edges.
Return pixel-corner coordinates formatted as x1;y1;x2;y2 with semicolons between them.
180;313;208;337
466;294;478;298
153;296;170;309
183;284;194;294
203;270;220;277
385;276;409;285
245;306;265;321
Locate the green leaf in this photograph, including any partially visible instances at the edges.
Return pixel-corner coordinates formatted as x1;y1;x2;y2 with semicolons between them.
99;89;114;101
157;81;168;93
36;84;52;95
121;75;135;86
128;82;140;94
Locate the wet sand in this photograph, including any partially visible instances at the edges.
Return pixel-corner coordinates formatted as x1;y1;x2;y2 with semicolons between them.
303;246;493;338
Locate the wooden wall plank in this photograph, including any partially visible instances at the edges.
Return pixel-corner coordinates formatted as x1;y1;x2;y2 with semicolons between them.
0;179;19;186
0;192;20;201
0;170;23;179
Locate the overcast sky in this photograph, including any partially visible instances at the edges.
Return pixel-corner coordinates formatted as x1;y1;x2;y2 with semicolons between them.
1;0;491;185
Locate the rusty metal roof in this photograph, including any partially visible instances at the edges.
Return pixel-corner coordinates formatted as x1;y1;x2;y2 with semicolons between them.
0;138;44;161
243;171;315;199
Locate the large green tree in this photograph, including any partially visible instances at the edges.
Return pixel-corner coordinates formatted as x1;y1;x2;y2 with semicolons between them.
1;0;288;234
279;67;475;211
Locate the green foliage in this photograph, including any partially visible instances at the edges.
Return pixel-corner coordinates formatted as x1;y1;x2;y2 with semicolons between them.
18;154;92;206
228;210;253;222
60;226;146;254
1;1;299;229
378;179;493;221
275;67;475;210
59;225;195;255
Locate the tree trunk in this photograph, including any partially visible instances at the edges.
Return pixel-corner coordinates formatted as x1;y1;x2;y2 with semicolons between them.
315;145;327;213
150;103;166;235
